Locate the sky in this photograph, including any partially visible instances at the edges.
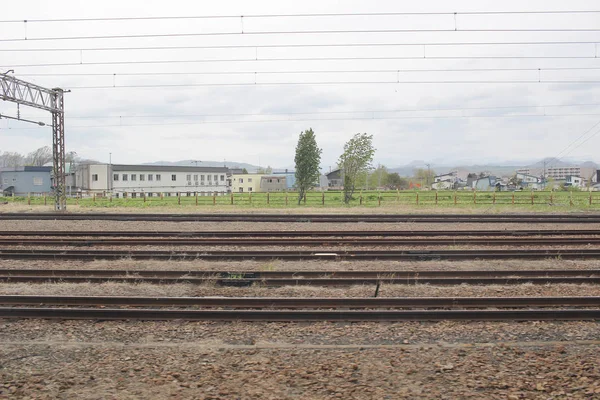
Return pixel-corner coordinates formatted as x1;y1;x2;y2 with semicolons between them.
1;0;600;171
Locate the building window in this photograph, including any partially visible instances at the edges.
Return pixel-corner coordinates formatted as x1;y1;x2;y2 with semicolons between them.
186;174;191;181
248;187;253;192
122;174;128;181
140;174;145;181
148;193;153;197
214;175;218;181
171;174;176;181
92;174;98;182
220;175;225;181
132;193;137;198
115;193;119;198
113;174;119;181
207;175;212;182
239;188;244;192
156;174;161;181
33;177;43;186
131;174;136;181
148;174;153;181
248;178;252;183
239;178;243;183
194;174;198;181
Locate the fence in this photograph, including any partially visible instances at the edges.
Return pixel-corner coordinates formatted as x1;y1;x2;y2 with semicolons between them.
2;190;599;208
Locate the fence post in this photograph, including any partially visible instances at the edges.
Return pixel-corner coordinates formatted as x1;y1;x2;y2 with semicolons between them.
378;195;381;206
27;193;31;205
322;192;325;205
178;192;181;205
213;193;216;206
531;191;534;205
416;192;419;205
473;191;476;204
267;192;270;205
249;192;252;205
454;192;457;205
590;192;593;206
550;192;553;204
231;193;234;205
304;194;307;205
160;192;164;200
44;194;47;205
397;189;400;202
109;194;112;203
493;192;496;204
285;193;288;206
512;192;515;205
195;192;198;206
143;192;147;203
570;191;573;207
360;195;363;205
435;191;438;205
93;193;96;202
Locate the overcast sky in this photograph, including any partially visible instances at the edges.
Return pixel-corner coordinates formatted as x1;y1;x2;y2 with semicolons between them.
1;0;600;170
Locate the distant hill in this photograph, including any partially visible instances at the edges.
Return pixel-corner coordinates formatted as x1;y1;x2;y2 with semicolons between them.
144;160;262;171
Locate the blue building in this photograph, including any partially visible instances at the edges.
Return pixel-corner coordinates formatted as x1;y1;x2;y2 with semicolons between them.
273;170;296;190
0;166;52;195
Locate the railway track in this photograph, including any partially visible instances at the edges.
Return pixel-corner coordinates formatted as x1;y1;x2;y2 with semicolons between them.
1;295;599;308
0;268;597;285
2;212;600;223
1;307;599;321
2;237;600;246
2;229;599;237
2;248;600;260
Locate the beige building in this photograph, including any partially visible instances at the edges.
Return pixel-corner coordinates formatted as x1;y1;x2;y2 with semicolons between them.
260;175;287;192
231;174;263;193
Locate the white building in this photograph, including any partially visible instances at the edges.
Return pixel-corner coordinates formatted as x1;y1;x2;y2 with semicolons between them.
76;164;230;197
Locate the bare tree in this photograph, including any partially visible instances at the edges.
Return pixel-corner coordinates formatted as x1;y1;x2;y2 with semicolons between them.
0;152;25;167
25;146;52;166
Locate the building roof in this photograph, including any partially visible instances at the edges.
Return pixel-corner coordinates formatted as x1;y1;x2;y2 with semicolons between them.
0;166;52;173
108;164;228;173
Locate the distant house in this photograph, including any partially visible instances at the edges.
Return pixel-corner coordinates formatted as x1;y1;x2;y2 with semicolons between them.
260;175;287;192
432;171;458;190
516;172;542;190
565;175;584;188
272;170;296;190
326;169;343;189
475;176;501;191
0;166;52;196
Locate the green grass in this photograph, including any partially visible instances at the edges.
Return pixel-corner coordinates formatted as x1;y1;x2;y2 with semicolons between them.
3;190;600;210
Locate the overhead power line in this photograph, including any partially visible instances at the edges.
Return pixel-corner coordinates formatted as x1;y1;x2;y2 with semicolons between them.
7;112;600;130
12;66;600;78
3;28;600;43
1;10;599;23
1;40;598;52
5;55;599;69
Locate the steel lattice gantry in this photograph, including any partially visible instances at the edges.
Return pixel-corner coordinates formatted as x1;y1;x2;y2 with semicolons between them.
0;73;66;211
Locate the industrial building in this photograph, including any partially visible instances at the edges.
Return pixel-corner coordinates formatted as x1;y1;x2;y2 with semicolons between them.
0;166;52;196
76;164;230;197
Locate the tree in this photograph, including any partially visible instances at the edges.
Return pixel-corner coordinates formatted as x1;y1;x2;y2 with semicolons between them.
294;128;322;204
241;168;248;174
387;173;409;189
0;151;25;167
367;165;389;189
25;146;52;166
338;133;375;203
414;168;436;188
257;166;273;174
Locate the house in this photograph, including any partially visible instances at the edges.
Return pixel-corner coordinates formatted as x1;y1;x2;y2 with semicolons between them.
565;175;584;188
515;172;542;190
432;171;458;190
326;169;343;189
272;170;296;190
0;166;52;196
231;174;263;193
260;176;287;192
76;164;230;197
474;176;498;191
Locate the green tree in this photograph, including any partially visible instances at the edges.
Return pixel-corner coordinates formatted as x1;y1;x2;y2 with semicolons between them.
241;168;248;174
257;166;273;174
387;173;409;189
338;133;375;203
294;128;322;204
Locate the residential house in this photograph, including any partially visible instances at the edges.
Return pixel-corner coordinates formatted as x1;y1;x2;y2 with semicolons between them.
565;175;584;188
326;169;343;189
474;176;501;191
272;170;296;190
231;174;263;193
516;172;542;190
260;176;287;192
432;171;458;190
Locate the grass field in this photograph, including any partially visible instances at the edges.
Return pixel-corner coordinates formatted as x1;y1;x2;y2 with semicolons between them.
2;190;600;211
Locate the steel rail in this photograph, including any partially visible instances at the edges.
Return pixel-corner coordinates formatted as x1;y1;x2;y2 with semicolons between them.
2;248;600;260
0;268;597;278
2;213;600;223
1;229;599;237
1;276;598;285
2;237;600;246
1;295;599;308
1;307;599;321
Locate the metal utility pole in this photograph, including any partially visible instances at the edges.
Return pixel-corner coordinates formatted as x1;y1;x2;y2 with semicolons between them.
425;163;431;187
1;72;67;211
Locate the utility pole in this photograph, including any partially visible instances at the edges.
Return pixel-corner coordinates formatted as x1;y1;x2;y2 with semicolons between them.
425;163;431;188
1;72;67;211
